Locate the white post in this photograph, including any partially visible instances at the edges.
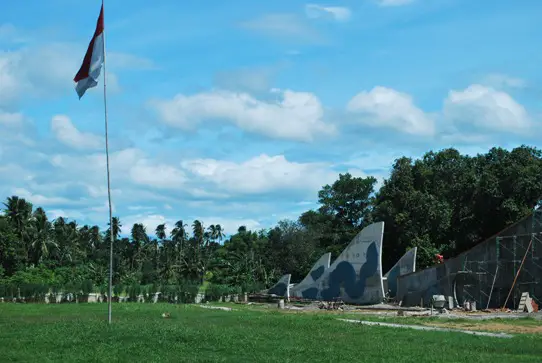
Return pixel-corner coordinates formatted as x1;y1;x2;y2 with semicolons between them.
100;0;114;325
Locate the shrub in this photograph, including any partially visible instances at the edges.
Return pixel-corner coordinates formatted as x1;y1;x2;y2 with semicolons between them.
128;283;141;302
81;279;94;295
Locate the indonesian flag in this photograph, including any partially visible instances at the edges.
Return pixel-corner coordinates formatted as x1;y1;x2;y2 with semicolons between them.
74;5;105;99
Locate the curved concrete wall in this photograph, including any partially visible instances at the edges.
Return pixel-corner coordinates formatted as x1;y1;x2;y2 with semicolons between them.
396;212;542;308
267;274;291;298
384;247;417;298
300;222;385;305
291;253;331;298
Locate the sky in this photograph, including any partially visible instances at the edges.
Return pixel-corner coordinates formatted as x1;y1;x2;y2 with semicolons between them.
1;0;541;236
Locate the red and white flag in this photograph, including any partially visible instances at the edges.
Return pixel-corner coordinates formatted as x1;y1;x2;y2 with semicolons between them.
74;5;105;99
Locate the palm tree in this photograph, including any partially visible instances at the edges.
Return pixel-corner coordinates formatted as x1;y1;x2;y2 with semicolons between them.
155;224;166;277
130;223;149;271
29;207;57;264
215;224;225;244
171;220;187;267
3;196;33;260
155;224;167;241
106;217;122;242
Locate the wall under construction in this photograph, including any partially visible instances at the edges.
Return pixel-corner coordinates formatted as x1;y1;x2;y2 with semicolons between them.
396;209;542;309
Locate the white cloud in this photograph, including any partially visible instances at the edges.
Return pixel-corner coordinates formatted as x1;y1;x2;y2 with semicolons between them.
11;188;77;207
376;0;416;6
214;66;276;93
443;84;531;133
0;51;24;106
239;14;321;42
181;153;337;195
481;74;526;89
90;201;116;214
122;214;174;235
0;42;130;106
47;209;85;221
107;52;157;70
149;89;334;141
305;4;352;21
50;147;187;191
0;24;30;44
197;217;262;235
51;115;103;150
347;86;435;136
129;160;187;189
0;110;24;126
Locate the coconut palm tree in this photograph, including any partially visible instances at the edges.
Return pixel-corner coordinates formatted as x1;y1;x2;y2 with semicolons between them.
29;207;57;264
3;196;33;260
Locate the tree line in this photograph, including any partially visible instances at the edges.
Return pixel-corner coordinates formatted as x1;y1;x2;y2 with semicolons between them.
1;145;542;298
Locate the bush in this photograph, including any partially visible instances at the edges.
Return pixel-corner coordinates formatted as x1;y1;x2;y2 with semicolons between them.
113;284;124;297
128;283;141;302
241;281;265;294
177;280;200;303
81;279;94;295
205;283;228;302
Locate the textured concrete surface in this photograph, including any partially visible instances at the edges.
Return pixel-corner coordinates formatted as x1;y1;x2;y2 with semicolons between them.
300;222;386;305
291;253;331;298
383;247;417;298
267;274;291;298
338;319;514;338
397;212;542;309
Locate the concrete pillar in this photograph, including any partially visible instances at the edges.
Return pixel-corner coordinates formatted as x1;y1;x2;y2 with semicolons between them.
278;299;285;309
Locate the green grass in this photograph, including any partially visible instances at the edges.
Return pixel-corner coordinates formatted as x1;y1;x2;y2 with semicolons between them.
1;303;541;362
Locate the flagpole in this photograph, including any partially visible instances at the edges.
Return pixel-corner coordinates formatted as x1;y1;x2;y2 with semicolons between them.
100;0;114;325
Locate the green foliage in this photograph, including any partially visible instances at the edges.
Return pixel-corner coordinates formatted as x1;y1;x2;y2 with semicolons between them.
127;283;141;302
1;145;542;297
205;283;229;301
113;284;124;297
81;279;94;295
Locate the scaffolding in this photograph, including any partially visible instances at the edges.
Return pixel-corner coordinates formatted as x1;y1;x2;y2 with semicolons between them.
455;209;542;310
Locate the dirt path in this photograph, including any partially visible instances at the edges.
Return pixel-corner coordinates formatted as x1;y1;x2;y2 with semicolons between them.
424;322;542;334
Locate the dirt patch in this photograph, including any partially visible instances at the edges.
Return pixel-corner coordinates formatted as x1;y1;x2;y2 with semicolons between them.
424;322;542;334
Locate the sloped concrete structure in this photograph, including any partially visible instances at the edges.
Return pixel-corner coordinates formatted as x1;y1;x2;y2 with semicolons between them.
267;274;291;298
396;210;542;309
290;253;331;299
300;222;385;304
383;247;417;298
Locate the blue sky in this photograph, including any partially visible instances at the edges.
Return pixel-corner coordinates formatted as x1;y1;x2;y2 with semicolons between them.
1;0;541;236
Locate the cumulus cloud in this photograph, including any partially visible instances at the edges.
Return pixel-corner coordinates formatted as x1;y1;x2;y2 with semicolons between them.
443;84;531;133
0;51;24;106
305;4;352;21
129;161;187;189
347;86;435;136
481;74;526;89
107;52;158;70
0;110;24;126
239;14;322;43
49;147;187;191
149;89;335;141
51;115;103;150
0;43;152;106
214;66;278;93
11;187;79;207
376;0;416;6
181;153;337;195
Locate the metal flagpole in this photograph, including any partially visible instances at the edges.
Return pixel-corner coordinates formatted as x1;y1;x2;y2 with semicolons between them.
100;0;115;324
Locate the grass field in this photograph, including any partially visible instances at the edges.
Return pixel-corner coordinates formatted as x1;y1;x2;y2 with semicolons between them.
1;303;542;362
